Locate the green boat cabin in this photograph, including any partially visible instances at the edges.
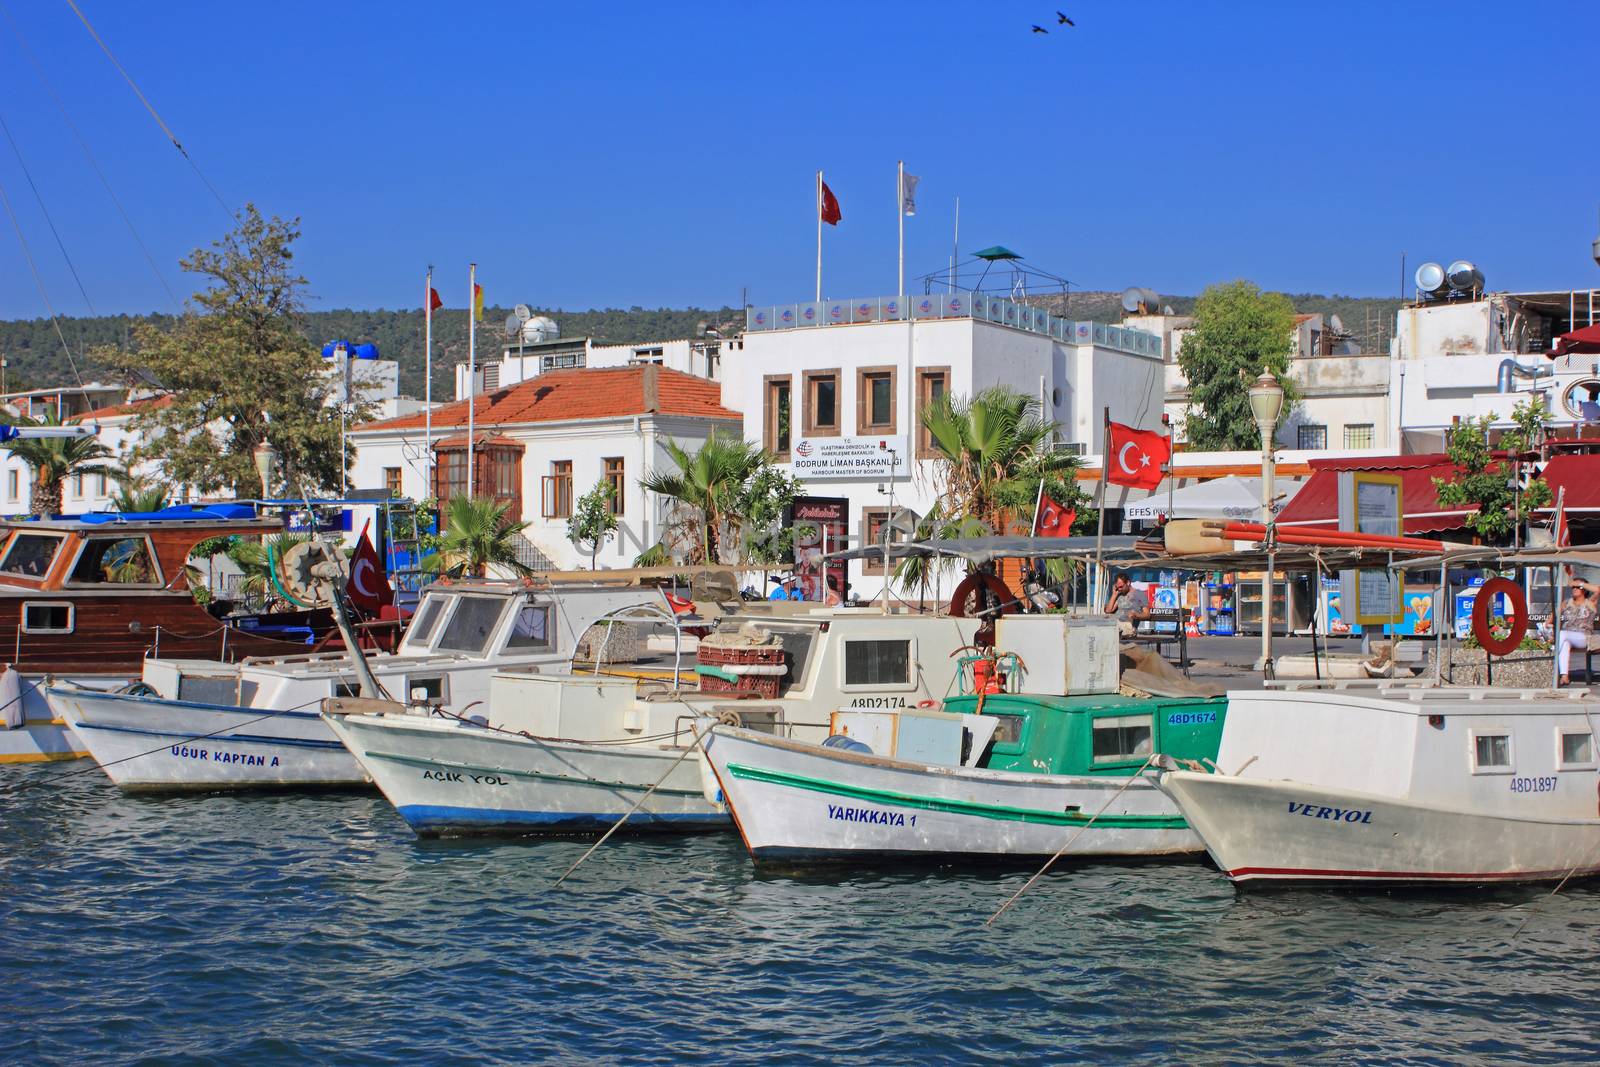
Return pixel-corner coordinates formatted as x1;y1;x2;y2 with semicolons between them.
942;692;1228;776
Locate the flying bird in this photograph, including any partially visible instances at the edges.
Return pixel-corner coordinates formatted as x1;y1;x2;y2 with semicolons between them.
1057;11;1074;25
1031;24;1048;33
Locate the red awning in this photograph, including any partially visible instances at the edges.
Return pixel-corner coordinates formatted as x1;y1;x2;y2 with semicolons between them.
1531;453;1600;512
1551;324;1600;358
1276;453;1476;534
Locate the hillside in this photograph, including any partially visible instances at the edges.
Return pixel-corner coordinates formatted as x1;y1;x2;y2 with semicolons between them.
0;292;1404;399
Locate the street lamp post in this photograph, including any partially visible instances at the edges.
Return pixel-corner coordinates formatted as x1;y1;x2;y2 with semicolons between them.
1248;372;1285;675
253;441;280;501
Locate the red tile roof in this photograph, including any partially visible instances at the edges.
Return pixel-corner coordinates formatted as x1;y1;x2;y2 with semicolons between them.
356;366;739;434
68;394;174;422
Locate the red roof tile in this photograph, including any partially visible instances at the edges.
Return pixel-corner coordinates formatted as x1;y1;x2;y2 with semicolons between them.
356;366;739;434
1277;453;1474;534
68;394;173;422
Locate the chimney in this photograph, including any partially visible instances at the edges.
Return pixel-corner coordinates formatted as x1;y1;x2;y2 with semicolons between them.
642;363;660;413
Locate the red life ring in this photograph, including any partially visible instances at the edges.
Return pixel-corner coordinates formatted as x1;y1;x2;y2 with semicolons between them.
1471;576;1528;657
948;572;1019;619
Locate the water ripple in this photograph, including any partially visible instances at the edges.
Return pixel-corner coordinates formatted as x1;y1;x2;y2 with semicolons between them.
3;762;1598;1064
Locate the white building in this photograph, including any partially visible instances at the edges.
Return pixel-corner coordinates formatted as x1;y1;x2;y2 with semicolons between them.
733;292;1167;599
456;329;735;399
348;364;742;570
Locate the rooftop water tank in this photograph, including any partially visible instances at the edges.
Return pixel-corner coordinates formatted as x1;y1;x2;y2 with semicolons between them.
1120;287;1162;315
1446;260;1484;294
1415;262;1447;296
354;343;379;360
521;315;559;343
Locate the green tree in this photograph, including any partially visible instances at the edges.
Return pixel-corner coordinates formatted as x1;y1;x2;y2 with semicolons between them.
227;532;314;604
0;410;113;516
1433;400;1553;544
733;464;805;566
423;496;534;578
1177;280;1300;450
108;468;169;513
567;479;620;569
640;433;783;565
900;385;1084;593
99;204;361;498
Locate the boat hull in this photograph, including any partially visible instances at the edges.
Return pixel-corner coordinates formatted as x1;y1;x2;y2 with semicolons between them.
703;726;1200;863
1159;770;1600;887
326;712;726;836
46;687;364;791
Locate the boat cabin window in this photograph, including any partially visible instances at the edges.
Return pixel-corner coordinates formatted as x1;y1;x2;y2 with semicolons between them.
333;679;361;698
405;595;448;648
986;713;1025;747
67;535;159;585
1559;730;1594;769
0;533;64;578
505;602;553;650
842;638;912;688
1472;732;1513;773
1092;714;1153;765
435;595;505;654
21;602;73;634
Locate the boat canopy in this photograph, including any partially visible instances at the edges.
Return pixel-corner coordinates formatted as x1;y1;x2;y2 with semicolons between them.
824;535;1143;564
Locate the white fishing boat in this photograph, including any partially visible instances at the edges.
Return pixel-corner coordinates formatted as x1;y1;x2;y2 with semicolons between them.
324;607;984;835
1157;684;1600;886
49;578;656;791
701;617;1235;863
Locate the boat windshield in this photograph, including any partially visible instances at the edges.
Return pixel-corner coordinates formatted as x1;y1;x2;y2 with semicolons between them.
504;600;554;651
67;536;159;585
404;594;450;649
0;533;64;578
435;595;507;654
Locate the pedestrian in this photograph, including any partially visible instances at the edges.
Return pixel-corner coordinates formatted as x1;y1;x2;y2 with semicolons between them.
1556;578;1598;685
1104;572;1150;636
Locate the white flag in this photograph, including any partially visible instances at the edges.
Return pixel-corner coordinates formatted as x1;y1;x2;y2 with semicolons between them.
901;172;919;216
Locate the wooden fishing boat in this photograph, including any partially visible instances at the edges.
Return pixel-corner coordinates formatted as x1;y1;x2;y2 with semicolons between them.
0;506;335;763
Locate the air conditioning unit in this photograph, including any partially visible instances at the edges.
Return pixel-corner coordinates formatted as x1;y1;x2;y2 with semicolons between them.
1050;435;1085;456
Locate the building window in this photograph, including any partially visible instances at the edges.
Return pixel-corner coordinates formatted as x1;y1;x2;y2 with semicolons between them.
542;353;584;372
72;473;83;499
857;366;897;434
95;472;107;496
916;367;950;458
383;467;403;497
543;460;574;519
604;457;625;516
7;470;16;501
631;347;664;365
859;506;910;575
1344;424;1375;449
433;444;522;518
764;375;792;458
1297;424;1327;451
803;369;841;436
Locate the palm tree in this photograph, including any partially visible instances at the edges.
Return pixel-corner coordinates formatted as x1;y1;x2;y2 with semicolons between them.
0;409;114;517
899;385;1083;594
639;433;768;564
108;468;169;513
422;496;534;578
228;533;314;603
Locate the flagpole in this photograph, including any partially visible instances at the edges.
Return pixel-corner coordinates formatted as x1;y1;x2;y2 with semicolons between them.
1031;476;1045;537
950;196;959;293
1162;412;1175;522
816;170;823;302
467;261;477;497
1093;406;1109;608
897;161;905;298
424;265;434;497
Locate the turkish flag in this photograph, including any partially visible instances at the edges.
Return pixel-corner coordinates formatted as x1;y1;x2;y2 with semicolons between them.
347;523;393;614
428;287;443;312
820;181;842;225
1034;493;1076;538
1106;421;1170;490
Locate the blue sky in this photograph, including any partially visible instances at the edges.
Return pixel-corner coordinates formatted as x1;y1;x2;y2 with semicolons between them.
1;0;1597;319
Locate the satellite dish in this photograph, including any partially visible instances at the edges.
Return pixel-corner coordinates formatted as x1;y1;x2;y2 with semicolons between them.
513;304;533;322
1121;287;1161;315
1329;314;1345;334
504;314;523;338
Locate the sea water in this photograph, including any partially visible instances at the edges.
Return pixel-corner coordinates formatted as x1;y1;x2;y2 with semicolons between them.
4;761;1598;1064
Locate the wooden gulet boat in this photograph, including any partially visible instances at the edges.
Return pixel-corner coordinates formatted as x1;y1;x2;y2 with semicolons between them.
0;506;337;763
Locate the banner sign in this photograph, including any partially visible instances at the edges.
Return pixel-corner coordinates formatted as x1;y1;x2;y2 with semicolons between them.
1338;471;1405;625
790;496;848;603
791;435;910;479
